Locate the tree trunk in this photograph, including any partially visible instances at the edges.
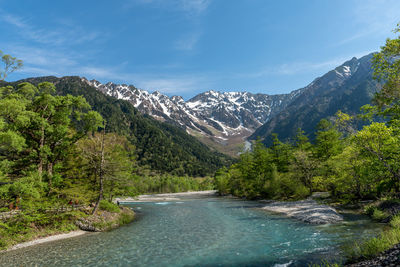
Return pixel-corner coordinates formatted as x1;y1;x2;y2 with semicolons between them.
47;162;53;196
38;126;45;175
92;126;106;215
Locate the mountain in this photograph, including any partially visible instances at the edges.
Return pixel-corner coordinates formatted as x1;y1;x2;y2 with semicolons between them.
1;76;232;176
249;53;378;144
84;79;300;155
5;53;378;160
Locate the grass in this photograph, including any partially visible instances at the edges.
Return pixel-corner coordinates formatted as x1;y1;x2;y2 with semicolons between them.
371;208;389;221
0;210;85;250
390;214;400;228
345;216;400;262
99;200;120;213
309;261;341;267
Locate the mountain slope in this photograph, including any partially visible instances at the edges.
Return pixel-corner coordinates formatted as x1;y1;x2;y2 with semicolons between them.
249;53;378;144
84;79;300;155
2;76;232;176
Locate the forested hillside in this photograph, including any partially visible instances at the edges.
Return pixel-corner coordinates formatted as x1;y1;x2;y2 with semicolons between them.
216;31;400;203
0;70;221;248
1;76;232;176
250;53;379;145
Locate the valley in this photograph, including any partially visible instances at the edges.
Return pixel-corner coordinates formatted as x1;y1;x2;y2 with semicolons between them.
1;2;400;266
83;53;376;155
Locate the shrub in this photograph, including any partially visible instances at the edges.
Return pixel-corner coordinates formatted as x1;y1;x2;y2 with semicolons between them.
390;215;400;229
371;208;388;221
99;200;120;213
309;261;341;267
118;211;135;225
363;204;376;216
345;227;400;262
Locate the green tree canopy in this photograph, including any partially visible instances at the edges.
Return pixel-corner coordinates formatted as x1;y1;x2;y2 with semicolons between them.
0;50;23;81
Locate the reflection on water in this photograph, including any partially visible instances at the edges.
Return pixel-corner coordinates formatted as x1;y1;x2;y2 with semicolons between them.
0;197;383;267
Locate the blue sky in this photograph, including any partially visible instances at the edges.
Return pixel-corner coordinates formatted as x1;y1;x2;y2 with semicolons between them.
1;0;399;99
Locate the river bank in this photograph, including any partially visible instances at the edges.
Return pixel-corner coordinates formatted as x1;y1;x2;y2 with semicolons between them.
115;190;218;202
0;194;380;267
6;230;89;251
2;191;217;252
1;190;389;266
0;205;134;252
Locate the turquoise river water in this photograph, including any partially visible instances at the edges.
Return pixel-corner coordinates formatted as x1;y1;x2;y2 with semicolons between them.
0;195;383;266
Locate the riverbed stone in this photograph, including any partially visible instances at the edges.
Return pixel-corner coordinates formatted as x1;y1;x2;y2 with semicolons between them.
261;199;343;224
347;243;400;267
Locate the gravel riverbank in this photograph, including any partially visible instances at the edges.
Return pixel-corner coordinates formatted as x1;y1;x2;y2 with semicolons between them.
115;190;218;202
6;230;88;251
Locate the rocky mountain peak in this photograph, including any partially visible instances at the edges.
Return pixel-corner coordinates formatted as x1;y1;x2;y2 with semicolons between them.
82;78;296;149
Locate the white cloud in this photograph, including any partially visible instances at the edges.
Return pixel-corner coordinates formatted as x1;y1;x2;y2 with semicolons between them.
136;77;201;94
180;0;210;15
242;51;374;78
125;0;211;15
8;45;78;67
335;0;400;46
174;33;201;51
0;12;100;46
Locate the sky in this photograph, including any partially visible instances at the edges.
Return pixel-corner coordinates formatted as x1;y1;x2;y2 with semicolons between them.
0;0;399;99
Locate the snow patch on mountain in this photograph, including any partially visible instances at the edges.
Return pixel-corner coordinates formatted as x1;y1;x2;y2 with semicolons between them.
82;78;300;148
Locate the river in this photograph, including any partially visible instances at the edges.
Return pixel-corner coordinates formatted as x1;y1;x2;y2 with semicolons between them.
0;195;382;266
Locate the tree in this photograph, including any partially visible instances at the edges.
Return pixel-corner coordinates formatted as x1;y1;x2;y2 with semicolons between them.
0;82;103;191
371;23;400;122
270;134;293;172
0;50;23;81
294;128;312;151
290;150;317;194
352;122;400;192
314;119;343;161
78;131;135;214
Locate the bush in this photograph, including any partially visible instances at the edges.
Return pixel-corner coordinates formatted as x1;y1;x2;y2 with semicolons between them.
364;204;376;216
99;200;120;213
371;208;388;221
309;261;341;267
390;214;400;229
345;227;400;262
266;173;310;200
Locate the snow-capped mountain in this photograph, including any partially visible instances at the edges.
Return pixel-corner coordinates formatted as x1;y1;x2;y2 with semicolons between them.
83;78;298;145
250;53;376;144
83;53;375;153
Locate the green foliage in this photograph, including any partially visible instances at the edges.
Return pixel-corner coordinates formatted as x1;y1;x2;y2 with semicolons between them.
99;200;120;213
0;50;23;81
0;210;82;250
371;208;388;221
315;119;343;161
309;261;341;267
390;214;400;228
346;209;400;262
215;138;312;200
346;227;400;262
131;174;214;194
27;76;232;176
371;23;400;122
364;204;377;216
118;211;135;225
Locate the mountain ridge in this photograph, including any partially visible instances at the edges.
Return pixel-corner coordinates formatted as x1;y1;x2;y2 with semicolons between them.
83;78;301;154
5;52;378;156
250;53;378;144
0;76;232;176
